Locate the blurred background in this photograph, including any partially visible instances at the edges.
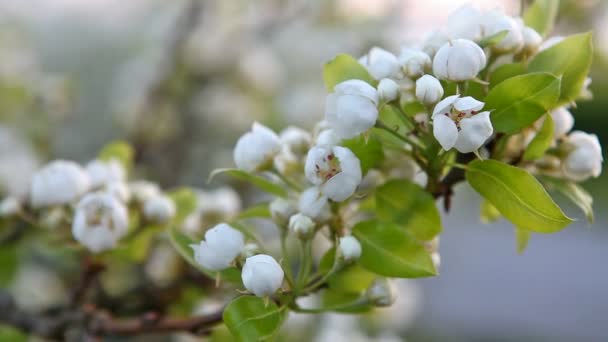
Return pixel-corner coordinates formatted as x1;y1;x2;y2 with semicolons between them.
0;0;606;340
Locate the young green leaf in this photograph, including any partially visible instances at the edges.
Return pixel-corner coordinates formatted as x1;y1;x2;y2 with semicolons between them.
223;296;286;342
209;168;288;198
489;63;525;88
523;0;560;37
320;289;373;313
515;227;531;254
167;187;198;223
237;202;271;220
541;177;594;223
528;32;593;104
486;72;561;134
342;135;384;175
375;179;442;241
98;140;134;170
523;114;554;161
466;160;573;233
478;30;508;48
352;220;437;278
318;248;376;294
323;54;376;91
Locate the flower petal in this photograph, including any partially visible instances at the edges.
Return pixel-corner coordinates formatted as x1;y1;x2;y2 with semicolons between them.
454;111;493;153
334;80;379;104
454;96;484;113
432;95;459;117
432;114;459;150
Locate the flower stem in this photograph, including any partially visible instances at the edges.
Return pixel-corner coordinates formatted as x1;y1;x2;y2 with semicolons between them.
375;121;425;150
280;232;295;289
272;169;302;192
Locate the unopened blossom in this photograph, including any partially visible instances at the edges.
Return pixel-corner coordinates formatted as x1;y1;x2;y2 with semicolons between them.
315;129;341;147
432;95;493;153
72;192;129;253
269;197;297;226
104;182;130;203
415;75;444;105
366;278;397;307
305;146;362;202
521;25;543;54
145;244;182;287
358;47;400;80
377;78;400;102
298;187;330;221
399;48;431;78
550;107;574;138
288;213;315;238
273;145;300;175
339;235;362;261
433;39;486;82
242;254;284;297
191;223;244;271
86;158;125;188
279;126;311;156
562;131;603;181
325;80;379;139
481;11;523;53
129;180;160;203
421;30;449;58
446;4;483;41
233;122;281;172
197;187;241;219
241;243;260;258
143;195;176;224
30;160;90;208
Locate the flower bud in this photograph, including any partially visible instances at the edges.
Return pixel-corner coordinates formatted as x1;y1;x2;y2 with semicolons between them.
481;11;523;53
0;197;20;217
325;80;379;139
446;4;483;41
86;158;125;189
288;213;315;238
359;47;400;80
72;192;129;253
305;146;362;202
128;180;160;203
421;30;449;58
197;187;241;219
279;126;311;156
143;195;176;224
550;107;574;138
399;48;431;78
30;160;90;208
339;235;361;261
433;39;486;82
104;181;130;203
191;223;245;271
233;122;281;172
145;244;181;287
366;278;397;307
242;254;284;297
522;26;542;54
241;242;259;258
415;75;444;105
298;187;330;221
269;197;297;226
562;131;603;181
377;78;400;103
315;129;341;147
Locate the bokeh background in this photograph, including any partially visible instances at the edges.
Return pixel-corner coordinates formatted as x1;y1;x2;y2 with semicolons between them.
0;0;606;340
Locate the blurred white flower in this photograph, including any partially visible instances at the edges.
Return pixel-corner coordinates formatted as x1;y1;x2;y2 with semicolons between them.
197;187;241;219
521;25;543;54
145;243;182;287
270;197;297;226
289;213;315;238
481;11;523;53
85;158;125;188
0;197;20;217
191;223;244;271
366;278;397;307
550;107;575;138
446;4;483;41
299;187;331;221
377;78;400;102
0;126;40;200
143;195;176;224
315;129;342;147
11;264;67;312
233;122;281;172
433;39;486;81
358;47;400;80
339;235;361;261
242;254;284;297
72;192;129;253
415;75;444;105
305;146;362;201
325;80;379;139
128;180;160;203
30;160;90;208
421;30;449;58
104;181;131;203
398;48;431;78
432;95;493;153
562;131;603;181
279;126;312;156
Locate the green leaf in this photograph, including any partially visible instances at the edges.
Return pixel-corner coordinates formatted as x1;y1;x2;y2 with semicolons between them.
323;54;376;91
478;30;508;48
168;225;241;284
480;199;501;224
223;296;286;342
352;220;436;278
523;0;560;37
486;72;561;134
0;325;27;342
319;248;376;294
515;227;531;254
489;63;526;87
237;203;271;220
98;140;134;170
541;177;594;224
528;32;593;104
375;179;442;241
466;160;572;233
523;114;554;161
0;243;18;287
320;289;373;313
209;168;288;198
168;187;198;223
342;135;384;175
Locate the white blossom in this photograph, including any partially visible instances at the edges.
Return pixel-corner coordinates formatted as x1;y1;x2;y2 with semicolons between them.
315;129;341;147
305;146;362;201
550;107;574;138
377;78;400;102
432;95;493;153
242;254;284;297
358;47;400;80
366;278;397;307
72;192;129;253
191;223;245;271
30;160;90;208
325;80;379;139
421;30;449;58
433;39;486;82
0;197;20;217
521;26;543;54
85;158;125;188
279;126;312;155
339;235;361;261
197;187;241;219
481;11;523;53
129;180;160;203
446;4;483;41
233;122;281;172
398;48;431;78
298;187;330;221
11;265;68;312
562;131;603;181
104;181;130;203
143;195;176;224
415;75;444;105
269;197;297;225
288;213;315;238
